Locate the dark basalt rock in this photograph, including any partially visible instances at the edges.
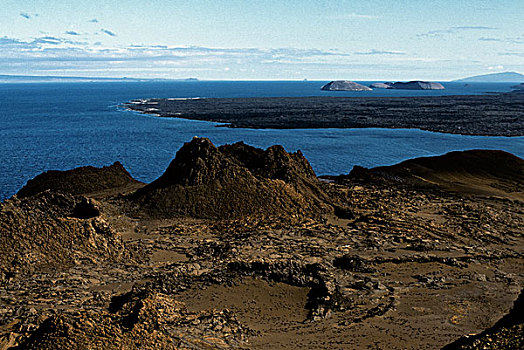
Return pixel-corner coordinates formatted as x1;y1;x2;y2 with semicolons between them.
511;83;524;90
72;197;101;219
16;162;140;198
321;80;372;91
129;137;332;219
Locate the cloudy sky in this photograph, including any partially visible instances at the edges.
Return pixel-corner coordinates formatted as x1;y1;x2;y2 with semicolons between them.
1;0;523;80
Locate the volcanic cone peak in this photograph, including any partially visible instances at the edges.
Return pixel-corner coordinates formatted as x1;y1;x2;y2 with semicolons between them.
150;137;317;188
150;137;243;188
130;138;331;219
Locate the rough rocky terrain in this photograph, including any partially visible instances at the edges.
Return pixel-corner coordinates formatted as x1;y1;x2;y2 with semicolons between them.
0;138;522;349
125;93;524;136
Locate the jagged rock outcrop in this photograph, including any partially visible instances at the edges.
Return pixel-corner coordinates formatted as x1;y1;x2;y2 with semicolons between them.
388;81;445;90
0;191;125;281
442;288;524;349
511;83;524;90
128;138;331;219
321;81;372;91
14;290;249;349
16;161;140;198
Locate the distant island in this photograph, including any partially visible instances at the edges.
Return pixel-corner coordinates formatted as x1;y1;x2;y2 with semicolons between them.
321;80;372;91
369;81;445;90
322;80;444;91
453;71;524;83
0;74;200;83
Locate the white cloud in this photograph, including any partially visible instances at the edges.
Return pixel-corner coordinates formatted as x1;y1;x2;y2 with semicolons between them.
333;13;380;20
488;65;504;70
418;26;497;38
355;49;405;55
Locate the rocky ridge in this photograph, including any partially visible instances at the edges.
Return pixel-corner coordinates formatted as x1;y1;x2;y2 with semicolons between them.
16;162;141;199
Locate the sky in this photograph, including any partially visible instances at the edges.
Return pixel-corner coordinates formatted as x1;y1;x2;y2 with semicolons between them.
1;0;523;80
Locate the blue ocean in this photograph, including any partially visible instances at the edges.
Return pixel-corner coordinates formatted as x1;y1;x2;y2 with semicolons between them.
1;80;523;201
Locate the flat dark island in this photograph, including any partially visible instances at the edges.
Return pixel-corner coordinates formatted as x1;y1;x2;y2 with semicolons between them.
125;93;524;136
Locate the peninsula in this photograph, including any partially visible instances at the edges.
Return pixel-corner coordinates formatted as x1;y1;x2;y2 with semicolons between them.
125;93;524;136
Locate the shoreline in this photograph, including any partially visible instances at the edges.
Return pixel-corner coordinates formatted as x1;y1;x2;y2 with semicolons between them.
125;93;524;137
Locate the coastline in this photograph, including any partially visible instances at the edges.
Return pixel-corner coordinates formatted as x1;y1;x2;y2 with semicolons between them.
125;93;524;137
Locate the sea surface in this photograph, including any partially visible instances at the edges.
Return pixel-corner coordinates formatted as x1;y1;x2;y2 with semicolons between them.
1;81;523;201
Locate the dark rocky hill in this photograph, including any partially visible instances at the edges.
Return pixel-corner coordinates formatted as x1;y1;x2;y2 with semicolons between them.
128;137;332;219
345;150;524;199
16;162;140;198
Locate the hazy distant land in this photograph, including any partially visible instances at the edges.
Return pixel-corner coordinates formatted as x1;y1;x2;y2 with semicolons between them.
453;71;524;83
0;74;199;83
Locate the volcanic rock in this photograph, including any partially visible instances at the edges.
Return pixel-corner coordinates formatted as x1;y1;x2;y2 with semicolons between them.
16;161;140;198
0;191;125;281
15;290;248;349
128;137;331;219
321;81;372;91
389;81;445;90
511;83;524;90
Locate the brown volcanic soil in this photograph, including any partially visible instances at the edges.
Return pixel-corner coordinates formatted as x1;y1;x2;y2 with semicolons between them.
443;288;523;349
0;140;523;349
125;93;524;136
